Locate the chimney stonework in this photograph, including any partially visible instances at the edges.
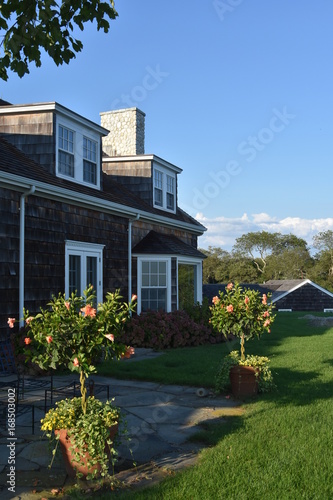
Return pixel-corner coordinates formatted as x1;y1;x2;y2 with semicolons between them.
100;107;145;156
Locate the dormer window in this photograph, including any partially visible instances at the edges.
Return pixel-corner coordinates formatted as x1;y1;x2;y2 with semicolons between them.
166;174;175;210
153;165;176;212
56;119;101;189
59;125;74;178
83;137;97;185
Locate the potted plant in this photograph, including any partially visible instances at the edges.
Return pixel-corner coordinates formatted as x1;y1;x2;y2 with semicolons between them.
210;283;275;397
9;286;136;479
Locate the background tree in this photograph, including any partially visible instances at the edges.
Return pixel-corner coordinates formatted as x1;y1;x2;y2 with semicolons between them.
201;246;231;283
232;231;280;275
0;0;118;80
264;248;313;281
313;230;333;277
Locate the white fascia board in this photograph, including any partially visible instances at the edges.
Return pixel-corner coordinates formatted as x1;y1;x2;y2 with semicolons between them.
102;154;183;173
0;101;109;137
0;171;205;234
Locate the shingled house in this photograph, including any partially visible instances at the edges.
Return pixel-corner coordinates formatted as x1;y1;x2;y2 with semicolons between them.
203;279;333;312
0;101;206;337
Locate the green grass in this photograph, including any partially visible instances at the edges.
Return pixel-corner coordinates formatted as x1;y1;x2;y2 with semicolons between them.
95;313;333;499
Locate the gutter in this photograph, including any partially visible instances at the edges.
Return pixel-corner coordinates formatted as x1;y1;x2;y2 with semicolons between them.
128;214;140;308
19;185;35;327
0;171;206;234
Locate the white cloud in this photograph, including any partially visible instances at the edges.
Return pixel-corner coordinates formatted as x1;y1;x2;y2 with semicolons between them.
196;213;333;252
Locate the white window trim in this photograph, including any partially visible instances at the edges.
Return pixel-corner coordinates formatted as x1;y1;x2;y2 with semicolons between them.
137;256;171;314
153;163;176;213
65;241;104;304
176;257;203;308
56;116;101;190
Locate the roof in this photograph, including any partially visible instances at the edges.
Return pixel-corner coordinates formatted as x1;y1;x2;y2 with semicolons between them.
203;283;270;304
132;230;207;259
263;279;333;302
0;136;205;233
203;280;333;304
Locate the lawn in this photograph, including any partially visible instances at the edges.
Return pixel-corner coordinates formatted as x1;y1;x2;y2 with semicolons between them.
96;312;333;499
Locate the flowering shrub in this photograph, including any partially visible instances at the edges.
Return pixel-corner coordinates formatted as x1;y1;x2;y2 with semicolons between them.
120;309;224;350
14;286;136;413
8;286;136;479
209;283;276;360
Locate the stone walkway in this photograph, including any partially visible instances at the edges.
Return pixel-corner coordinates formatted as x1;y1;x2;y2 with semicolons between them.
0;350;241;499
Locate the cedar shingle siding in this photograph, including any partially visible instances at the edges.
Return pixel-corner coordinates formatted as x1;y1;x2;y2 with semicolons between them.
274;283;333;311
0;102;206;337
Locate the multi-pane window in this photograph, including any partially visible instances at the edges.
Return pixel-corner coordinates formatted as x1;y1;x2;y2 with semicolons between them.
83;137;97;185
166;175;175;210
154;170;163;207
58;125;74;177
57;121;100;189
153;168;176;212
141;260;167;312
65;242;104;304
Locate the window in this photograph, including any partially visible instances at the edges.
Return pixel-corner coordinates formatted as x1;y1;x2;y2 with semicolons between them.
178;263;196;309
154;170;163;207
83;137;97;185
138;259;170;313
57;120;100;189
65;241;104;304
153;166;176;212
58;126;74;177
177;259;203;309
166;175;174;210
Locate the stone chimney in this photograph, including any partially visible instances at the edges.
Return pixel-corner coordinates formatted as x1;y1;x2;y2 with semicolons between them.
100;107;145;156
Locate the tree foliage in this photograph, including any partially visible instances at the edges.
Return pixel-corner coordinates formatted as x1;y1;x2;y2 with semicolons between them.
201;230;333;292
0;0;118;80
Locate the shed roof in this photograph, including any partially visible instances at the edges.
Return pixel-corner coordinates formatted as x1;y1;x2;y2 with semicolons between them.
132;230;207;259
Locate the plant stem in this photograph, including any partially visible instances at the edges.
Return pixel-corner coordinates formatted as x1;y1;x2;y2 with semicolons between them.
80;370;87;415
241;333;245;361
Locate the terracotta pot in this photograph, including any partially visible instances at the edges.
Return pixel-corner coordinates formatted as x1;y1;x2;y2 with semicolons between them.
55;424;118;478
229;365;259;398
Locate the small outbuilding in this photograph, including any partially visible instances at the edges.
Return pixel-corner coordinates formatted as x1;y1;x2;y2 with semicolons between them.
203;279;333;312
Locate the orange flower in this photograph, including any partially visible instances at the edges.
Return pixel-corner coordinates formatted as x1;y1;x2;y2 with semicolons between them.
131;294;137;301
121;346;135;359
46;336;53;344
263;310;270;317
226;283;233;290
212;296;220;305
226;305;234;313
64;301;70;310
24;337;32;345
7;318;15;328
264;319;271;327
105;333;114;342
26;316;34;325
244;296;249;305
73;357;79;367
80;304;96;317
262;294;267;305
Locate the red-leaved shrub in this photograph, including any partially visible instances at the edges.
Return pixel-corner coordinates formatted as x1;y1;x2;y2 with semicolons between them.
119;310;225;349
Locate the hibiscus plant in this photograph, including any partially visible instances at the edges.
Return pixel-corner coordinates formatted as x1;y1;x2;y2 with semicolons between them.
209;282;275;360
20;286;136;414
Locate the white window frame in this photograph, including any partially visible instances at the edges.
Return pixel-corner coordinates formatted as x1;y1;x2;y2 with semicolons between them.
153;164;176;213
176;257;203;308
65;241;104;304
56;116;101;189
137;256;171;314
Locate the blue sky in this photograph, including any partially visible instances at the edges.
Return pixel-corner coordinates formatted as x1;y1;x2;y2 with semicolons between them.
2;0;333;251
